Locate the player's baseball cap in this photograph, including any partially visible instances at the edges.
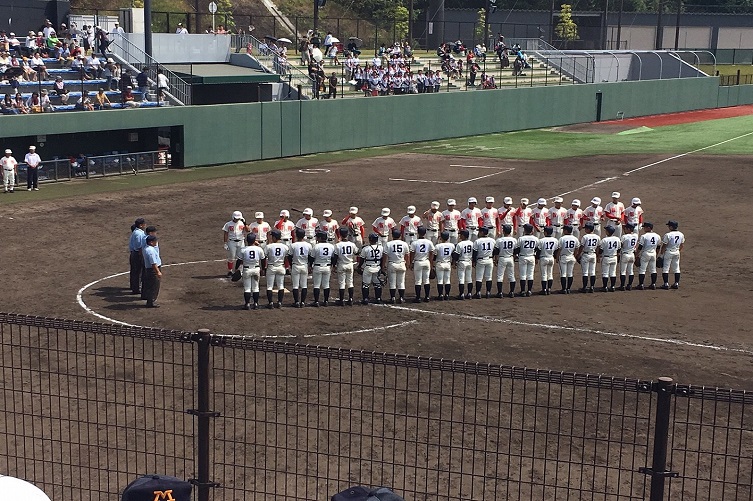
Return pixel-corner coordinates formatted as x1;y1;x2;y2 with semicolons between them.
543;226;553;236
563;224;573;232
485;196;495;203
447;198;456;206
279;209;290;217
430;201;440;209
468;197;477;204
391;228;402;238
503;197;513;205
632;197;641;205
611;191;620;198
338;227;349;237
554;196;563;203
381;208;390;216
232;210;243;220
479;226;489;234
322;209;332;217
584;222;594;230
520;198;529;205
459;229;470;237
368;233;379;242
440;230;449;240
642;222;653;229
624;222;635;230
121;475;192;501
605;225;615;234
571;199;581;207
407;205;416;214
523;223;533;233
666;220;679;229
349;206;358;214
255;211;264;219
29;145;36;150
295;228;306;239
537;198;547;205
502;224;512;234
303;208;313;216
246;233;257;244
4;149;10;154
591;197;601;205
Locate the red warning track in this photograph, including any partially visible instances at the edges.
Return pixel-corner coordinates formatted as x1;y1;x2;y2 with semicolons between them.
600;104;753;127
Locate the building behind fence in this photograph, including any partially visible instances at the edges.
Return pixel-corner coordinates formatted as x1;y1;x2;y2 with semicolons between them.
1;312;751;501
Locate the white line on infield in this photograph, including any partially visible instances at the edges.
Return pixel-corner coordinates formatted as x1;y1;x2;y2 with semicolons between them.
383;305;753;356
450;164;509;169
257;320;419;339
388;178;455;184
390;167;514;185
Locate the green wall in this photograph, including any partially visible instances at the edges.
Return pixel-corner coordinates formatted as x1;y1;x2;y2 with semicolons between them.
2;78;752;168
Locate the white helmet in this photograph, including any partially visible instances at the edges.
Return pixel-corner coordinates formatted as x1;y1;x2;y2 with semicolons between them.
537;197;547;205
322;209;333;217
611;191;621;198
381;208;391;216
591;197;601;205
430;201;440;209
0;475;52;501
554;196;563;203
349;206;358;214
485;196;495;203
447;198;456;206
280;209;290;217
503;197;513;205
468;197;477;204
255;211;264;219
571;199;581;207
302;207;313;216
632;197;641;205
232;210;243;220
520;198;529;205
407;205;416;214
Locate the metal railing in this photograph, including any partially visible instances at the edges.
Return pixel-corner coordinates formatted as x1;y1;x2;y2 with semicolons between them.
515;38;594;83
109;35;192;105
14;150;170;185
1;312;752;501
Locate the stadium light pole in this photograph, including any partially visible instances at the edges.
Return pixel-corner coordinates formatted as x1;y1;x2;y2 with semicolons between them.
484;0;490;47
314;0;320;32
673;0;682;50
616;0;624;49
145;0;153;58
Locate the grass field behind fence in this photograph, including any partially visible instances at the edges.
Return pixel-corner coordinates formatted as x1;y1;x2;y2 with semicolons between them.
2;113;752;205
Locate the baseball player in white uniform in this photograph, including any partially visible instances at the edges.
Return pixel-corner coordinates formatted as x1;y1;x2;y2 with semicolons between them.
2;149;18;193
442;199;462;244
556;225;580;294
548;197;568;239
515;224;538;297
660;220;685;290
494;224;517;297
582;197;604;237
400;206;422;246
317;210;340;243
636;222;661;290
372;208;396;247
295;208;319;245
460;197;483;241
576;222;600;293
275;210;296;246
514;199;533;238
423;201;443;244
481;197;499;239
531;198;549;239
537;226;559;295
623;198;644;235
598;225;621;292
566;200;583;239
433;231;455;300
222;211;247;277
310;231;336;306
383;228;410;304
247;212;271;251
498;197;516;236
409;227;435;302
334;227;358;305
357;233;384;304
233;233;265;309
619;222;639;290
453;229;474;299
288;228;313;307
264;230;288;308
473;227;496;298
604;192;625;238
341;207;366;248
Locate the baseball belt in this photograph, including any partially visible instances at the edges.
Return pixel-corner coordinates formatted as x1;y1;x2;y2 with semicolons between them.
243;265;260;269
447;229;457;232
408;233;415;236
468;226;477;230
426;229;438;232
313;263;329;266
231;239;241;242
552;223;562;227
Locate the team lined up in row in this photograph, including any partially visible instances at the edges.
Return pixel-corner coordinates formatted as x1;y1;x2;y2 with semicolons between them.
220;196;684;310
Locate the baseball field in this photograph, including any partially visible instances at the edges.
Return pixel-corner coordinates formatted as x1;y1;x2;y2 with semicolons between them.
2;106;753;390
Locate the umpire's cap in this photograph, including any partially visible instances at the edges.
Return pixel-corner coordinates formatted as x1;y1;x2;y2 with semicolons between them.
121;475;192;501
666;220;679;229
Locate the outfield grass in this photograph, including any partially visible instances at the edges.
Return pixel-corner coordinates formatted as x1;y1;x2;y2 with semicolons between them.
699;64;753;76
2;113;751;205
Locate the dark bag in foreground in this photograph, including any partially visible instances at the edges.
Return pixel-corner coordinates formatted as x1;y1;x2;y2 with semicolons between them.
332;485;405;501
122;475;192;501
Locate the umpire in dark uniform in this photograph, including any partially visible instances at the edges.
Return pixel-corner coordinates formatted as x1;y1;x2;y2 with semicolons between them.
128;218;146;294
142;234;162;308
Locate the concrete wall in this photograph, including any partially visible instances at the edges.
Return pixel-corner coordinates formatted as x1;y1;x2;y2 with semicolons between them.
2;78;751;168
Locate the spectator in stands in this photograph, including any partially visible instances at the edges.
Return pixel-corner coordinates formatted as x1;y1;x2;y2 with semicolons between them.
136;66;149;100
45;31;62;51
20;57;37;81
6;33;21;56
216;25;227;34
57;42;72;66
71;54;88;80
43;20;54;39
52;75;69;103
7;74;19;93
1;93;18;114
111;22;125;37
111;62;121;90
327;72;337;99
39;89;53;112
468;61;480;86
204;25;214;34
85;25;95;52
95;27;111;56
0;31;7;52
24;30;37;56
31;52;50;80
326;44;340;66
175;23;188;34
58;23;71;41
94;88;111;109
75;92;95;111
102;58;115;90
86;53;103;79
0;50;9;71
121;86;140;108
71;153;87;176
26;92;43;113
156;68;169;103
13;92;28;113
120;69;135;91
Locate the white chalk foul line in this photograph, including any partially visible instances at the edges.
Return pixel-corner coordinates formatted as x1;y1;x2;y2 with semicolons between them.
390;167;514;185
383;305;753;356
76;260;419;338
